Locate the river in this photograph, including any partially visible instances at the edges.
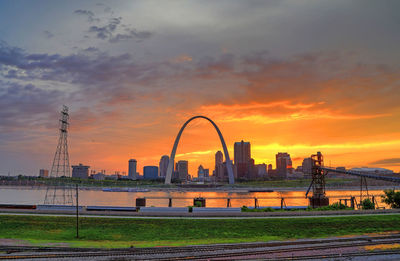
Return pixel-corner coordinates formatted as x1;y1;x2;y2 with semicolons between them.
0;186;391;208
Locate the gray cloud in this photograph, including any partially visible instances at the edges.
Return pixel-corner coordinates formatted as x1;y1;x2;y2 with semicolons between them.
88;17;153;43
74;9;99;23
43;30;54;39
370;158;400;166
73;8;152;43
0;41;164;112
0;81;63;134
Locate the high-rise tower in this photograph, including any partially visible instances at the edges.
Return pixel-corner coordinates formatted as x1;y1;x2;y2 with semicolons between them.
159;155;169;178
44;105;73;205
234;140;252;179
128;159;137;179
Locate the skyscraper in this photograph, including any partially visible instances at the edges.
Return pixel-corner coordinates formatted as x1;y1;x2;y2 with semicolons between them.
214;151;224;181
198;165;205;182
234;140;254;179
215;151;223;165
234;140;251;165
128;159;137;179
276;152;292;179
176;160;188;181
159;155;169;178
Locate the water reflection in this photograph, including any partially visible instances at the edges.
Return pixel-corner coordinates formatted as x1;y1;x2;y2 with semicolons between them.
0;186;389;208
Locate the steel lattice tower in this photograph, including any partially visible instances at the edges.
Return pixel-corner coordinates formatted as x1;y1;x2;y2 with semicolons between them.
44;105;73;205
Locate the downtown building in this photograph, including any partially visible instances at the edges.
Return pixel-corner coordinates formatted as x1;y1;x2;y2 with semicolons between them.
159;155;169;179
197;165;210;182
72;163;90;179
143;166;159;180
128;159;137;180
234;140;256;180
214;151;226;182
275;152;293;179
175;160;189;182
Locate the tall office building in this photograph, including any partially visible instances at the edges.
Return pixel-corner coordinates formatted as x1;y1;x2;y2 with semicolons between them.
198;165;205;182
176;160;188;181
215;151;223;165
159;155;169;178
214;151;224;181
234;140;251;164
128;159;137;180
276;152;292;179
234;140;255;179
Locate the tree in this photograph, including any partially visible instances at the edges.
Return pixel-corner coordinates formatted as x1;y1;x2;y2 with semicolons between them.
361;198;375;210
382;189;400;208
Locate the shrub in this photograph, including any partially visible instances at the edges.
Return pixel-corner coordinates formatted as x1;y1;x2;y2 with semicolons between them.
361;198;375;210
309;202;351;211
241;206;274;212
382;189;400;208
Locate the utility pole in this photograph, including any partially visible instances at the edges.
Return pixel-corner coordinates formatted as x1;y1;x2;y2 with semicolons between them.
76;183;79;238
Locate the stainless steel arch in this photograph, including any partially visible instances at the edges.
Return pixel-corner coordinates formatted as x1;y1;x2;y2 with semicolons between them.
165;116;235;184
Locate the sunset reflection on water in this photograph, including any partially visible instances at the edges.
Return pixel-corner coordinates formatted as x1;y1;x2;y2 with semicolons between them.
0;187;389;208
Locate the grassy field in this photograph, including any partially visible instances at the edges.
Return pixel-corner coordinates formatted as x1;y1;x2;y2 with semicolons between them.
0;214;400;248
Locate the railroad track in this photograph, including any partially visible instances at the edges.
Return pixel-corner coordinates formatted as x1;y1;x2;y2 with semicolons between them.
1;234;400;260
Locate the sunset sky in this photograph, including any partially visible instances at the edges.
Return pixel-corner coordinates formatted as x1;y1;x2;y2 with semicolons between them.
1;0;400;176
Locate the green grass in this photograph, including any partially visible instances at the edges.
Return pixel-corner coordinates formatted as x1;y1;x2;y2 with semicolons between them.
1;214;400;248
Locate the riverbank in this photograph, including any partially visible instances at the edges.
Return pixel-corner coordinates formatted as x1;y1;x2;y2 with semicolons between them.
0;184;397;192
1;177;398;192
1;207;400;217
1;214;400;248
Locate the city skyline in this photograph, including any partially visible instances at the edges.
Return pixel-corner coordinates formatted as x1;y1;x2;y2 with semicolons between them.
1;1;400;175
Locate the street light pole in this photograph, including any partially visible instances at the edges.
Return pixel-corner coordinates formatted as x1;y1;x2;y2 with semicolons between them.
76;183;79;238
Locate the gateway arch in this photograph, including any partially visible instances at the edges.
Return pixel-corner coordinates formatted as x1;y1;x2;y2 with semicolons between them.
165;116;235;184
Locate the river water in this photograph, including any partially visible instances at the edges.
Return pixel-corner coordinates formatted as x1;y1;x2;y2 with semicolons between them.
0;186;390;208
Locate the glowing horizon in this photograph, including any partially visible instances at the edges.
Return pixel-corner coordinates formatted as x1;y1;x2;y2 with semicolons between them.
0;1;399;177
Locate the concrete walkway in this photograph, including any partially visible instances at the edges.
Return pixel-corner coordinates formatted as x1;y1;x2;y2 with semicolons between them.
0;208;399;219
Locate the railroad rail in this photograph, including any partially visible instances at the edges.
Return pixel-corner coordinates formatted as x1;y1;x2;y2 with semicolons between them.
1;234;400;260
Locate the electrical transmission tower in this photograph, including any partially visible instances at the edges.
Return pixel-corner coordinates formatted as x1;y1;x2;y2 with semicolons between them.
44;105;73;205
